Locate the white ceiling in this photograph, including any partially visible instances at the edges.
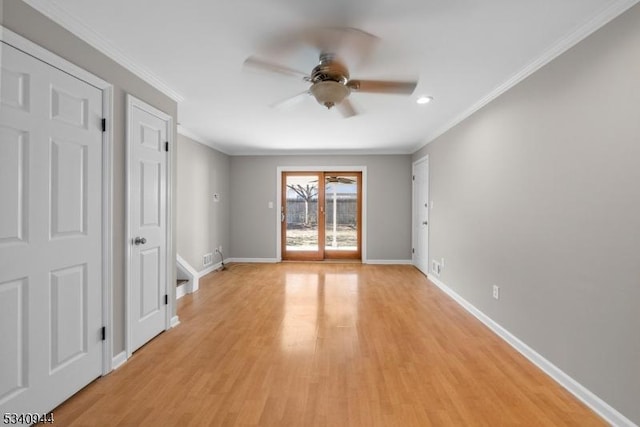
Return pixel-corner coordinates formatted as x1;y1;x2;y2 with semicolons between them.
24;0;636;154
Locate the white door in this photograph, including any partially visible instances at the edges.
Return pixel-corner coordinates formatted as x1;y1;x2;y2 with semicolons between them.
127;95;170;353
0;42;103;416
412;156;429;275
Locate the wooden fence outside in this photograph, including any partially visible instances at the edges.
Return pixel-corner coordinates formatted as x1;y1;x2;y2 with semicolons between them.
286;198;357;226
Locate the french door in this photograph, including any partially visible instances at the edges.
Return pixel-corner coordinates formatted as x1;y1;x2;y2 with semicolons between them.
281;172;362;261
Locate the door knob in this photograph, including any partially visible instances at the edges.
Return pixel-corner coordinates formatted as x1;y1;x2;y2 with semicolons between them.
422;221;428;225
134;236;147;245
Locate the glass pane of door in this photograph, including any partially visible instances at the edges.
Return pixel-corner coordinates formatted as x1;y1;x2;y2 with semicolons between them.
324;173;360;258
282;173;324;260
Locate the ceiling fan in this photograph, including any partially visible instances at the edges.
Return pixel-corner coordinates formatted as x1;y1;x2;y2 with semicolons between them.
243;27;418;117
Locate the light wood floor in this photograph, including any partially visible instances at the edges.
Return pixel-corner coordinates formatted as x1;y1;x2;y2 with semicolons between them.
52;263;604;426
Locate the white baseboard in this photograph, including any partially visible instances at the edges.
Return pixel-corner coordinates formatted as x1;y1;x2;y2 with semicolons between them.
199;262;221;278
111;351;127;370
170;315;180;328
426;274;636;427
224;258;413;265
365;259;413;265
226;258;278;263
177;254;224;296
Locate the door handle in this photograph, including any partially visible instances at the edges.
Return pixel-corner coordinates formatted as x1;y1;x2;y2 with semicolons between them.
134;236;147;245
422;221;428;225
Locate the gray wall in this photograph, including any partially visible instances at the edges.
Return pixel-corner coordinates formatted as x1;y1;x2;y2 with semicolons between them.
177;134;230;272
229;155;412;261
413;5;640;423
2;1;179;356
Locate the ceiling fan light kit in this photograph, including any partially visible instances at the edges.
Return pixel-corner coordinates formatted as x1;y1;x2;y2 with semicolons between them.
310;80;350;109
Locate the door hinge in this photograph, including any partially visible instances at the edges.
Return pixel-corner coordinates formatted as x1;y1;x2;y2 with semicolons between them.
101;118;106;132
412;248;415;254
164;294;168;305
165;141;169;152
412;175;415;181
101;326;106;341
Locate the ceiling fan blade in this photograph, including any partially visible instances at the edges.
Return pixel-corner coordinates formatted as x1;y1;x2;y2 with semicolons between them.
271;0;381;30
259;27;379;69
309;27;378;63
243;56;310;80
337;98;358;118
348;79;417;95
271;90;310;109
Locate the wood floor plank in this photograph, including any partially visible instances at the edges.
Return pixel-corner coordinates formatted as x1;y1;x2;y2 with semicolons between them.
49;263;605;426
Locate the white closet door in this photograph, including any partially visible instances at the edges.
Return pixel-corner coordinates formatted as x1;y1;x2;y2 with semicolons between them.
412;157;429;275
0;42;103;417
127;96;169;353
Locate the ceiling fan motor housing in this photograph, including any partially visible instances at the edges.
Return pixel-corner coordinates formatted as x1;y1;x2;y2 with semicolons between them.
311;53;350;84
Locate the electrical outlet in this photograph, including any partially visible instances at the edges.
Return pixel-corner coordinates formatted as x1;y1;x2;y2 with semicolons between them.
492;285;500;300
218;245;223;253
441;258;445;268
203;253;213;266
431;260;441;277
214;248;219;254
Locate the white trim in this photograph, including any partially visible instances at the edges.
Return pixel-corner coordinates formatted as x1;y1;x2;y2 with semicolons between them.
125;95;174;358
0;25;109;90
166;114;175;333
176;282;188;300
365;259;413;265
178;124;238;156
176;125;231;155
426;274;637;427
226;258;278;264
199;262;221;278
111;351;127;371
412;0;640;153
177;125;207;145
170;316;180;328
176;254;223;297
177;253;198;293
1;25;116;376
100;86;114;375
231;148;412;156
19;0;184;102
275;166;368;263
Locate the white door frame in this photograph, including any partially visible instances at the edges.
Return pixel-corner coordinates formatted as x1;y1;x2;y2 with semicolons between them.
412;155;429;275
125;95;174;358
0;25;114;374
276;166;367;263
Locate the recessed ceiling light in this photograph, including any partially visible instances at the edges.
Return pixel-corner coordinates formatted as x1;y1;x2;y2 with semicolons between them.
416;96;433;104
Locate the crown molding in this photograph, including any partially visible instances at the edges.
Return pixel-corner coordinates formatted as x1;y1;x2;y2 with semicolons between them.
21;0;185;103
225;147;413;156
412;0;640;153
177;125;209;146
177;125;233;155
